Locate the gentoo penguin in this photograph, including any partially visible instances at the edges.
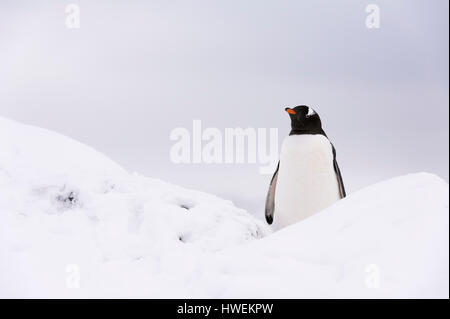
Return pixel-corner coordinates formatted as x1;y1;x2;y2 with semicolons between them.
265;105;346;229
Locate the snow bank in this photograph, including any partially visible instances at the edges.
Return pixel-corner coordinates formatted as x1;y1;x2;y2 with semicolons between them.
0;116;448;298
216;172;449;298
0;117;270;297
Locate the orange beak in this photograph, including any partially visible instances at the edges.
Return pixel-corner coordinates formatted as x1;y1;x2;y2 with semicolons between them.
285;108;296;114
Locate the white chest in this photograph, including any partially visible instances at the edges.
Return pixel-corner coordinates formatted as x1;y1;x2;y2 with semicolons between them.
274;134;340;229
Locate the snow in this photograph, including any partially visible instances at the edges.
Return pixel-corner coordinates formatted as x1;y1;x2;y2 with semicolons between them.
0;116;448;298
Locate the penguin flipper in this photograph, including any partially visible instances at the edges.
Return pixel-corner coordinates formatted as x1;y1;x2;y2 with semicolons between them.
331;144;346;198
265;161;279;224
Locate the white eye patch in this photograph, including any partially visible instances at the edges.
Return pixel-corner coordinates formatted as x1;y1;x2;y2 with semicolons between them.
306;107;316;117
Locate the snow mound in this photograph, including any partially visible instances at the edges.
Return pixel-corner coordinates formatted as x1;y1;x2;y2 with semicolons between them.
0;117;270;297
0;116;448;298
218;172;449;298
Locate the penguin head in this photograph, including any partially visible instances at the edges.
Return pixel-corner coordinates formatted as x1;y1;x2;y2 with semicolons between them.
285;105;322;134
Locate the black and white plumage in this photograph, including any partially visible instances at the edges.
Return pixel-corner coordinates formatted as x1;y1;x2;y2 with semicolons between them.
265;105;346;228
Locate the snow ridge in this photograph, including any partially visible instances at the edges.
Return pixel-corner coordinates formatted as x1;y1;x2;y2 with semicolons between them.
0;116;448;298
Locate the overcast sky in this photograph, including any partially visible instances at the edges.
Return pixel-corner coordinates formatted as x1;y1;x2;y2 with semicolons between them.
1;0;448;216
